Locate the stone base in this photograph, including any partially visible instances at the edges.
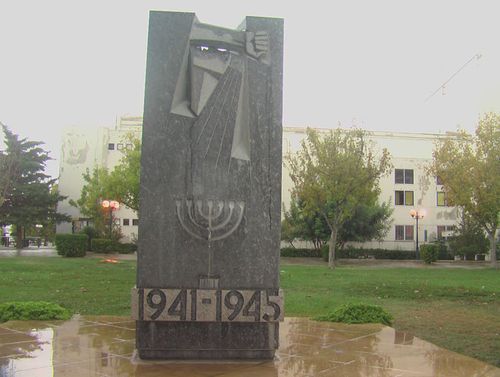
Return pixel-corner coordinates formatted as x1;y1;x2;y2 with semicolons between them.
136;321;279;360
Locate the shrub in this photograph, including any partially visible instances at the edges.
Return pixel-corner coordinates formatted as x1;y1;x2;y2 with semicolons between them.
315;303;393;325
80;226;100;251
0;302;71;322
435;240;453;260
117;242;137;254
90;239;137;254
420;244;439;264
91;238;118;253
54;234;88;257
449;229;489;260
322;245;417;260
280;248;322;257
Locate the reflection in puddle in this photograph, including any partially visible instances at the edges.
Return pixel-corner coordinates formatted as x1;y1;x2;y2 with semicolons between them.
0;318;498;377
0;328;53;377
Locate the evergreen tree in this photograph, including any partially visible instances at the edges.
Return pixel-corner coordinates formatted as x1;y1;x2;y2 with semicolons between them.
0;125;69;247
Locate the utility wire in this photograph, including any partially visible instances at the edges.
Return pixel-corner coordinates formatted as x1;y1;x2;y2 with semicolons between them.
424;53;482;102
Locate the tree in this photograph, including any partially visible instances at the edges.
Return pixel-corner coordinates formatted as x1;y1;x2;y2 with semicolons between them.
0;122;17;207
430;113;500;267
0;125;69;247
286;128;392;268
282;194;393;251
107;134;140;211
448;214;489;260
281;195;330;250
70;166;112;238
71;134;141;237
337;201;393;249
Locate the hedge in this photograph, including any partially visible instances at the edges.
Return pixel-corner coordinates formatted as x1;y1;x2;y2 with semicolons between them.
91;238;137;254
280;248;322;257
54;234;88;257
321;245;417;261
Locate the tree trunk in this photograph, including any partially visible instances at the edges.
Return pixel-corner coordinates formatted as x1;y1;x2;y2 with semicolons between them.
328;227;338;269
488;231;498;268
15;225;23;250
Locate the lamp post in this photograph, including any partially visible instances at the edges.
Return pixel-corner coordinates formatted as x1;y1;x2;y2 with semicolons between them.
101;200;120;239
410;209;426;260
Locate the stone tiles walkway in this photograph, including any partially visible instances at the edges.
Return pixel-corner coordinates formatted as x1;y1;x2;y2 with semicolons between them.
0;316;499;377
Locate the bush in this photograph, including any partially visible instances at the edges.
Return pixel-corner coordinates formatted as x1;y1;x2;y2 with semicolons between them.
449;229;489;260
54;234;88;257
117;242;137;254
315;303;393;325
435;240;453;260
91;239;137;254
80;226;100;251
280;248;322;257
0;301;71;322
91;238;118;253
322;245;417;260
420;244;439;264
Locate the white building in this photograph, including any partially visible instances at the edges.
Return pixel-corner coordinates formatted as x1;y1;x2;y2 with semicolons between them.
57;116;142;242
58;119;459;249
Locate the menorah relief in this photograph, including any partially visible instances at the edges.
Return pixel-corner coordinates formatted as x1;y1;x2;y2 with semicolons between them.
175;199;245;242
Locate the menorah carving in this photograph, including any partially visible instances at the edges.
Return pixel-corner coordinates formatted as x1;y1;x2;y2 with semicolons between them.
175;199;245;242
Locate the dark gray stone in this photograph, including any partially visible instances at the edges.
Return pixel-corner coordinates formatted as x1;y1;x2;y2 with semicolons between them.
136;11;283;359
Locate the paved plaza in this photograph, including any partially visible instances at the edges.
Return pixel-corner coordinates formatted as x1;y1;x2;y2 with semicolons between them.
1;316;499;377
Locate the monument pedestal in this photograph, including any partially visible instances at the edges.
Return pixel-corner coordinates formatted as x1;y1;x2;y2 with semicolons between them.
137;322;278;360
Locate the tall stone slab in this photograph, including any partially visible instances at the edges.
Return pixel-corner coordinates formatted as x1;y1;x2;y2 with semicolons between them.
133;11;284;359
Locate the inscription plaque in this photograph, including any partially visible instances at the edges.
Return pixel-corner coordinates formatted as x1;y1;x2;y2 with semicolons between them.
131;288;284;322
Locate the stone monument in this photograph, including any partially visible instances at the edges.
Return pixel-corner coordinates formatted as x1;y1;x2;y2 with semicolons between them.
132;11;284;359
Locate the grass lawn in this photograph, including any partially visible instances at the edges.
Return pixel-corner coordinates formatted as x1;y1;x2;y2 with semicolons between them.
0;257;499;367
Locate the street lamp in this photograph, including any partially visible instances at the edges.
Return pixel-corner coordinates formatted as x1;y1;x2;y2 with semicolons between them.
410;208;426;260
102;200;120;239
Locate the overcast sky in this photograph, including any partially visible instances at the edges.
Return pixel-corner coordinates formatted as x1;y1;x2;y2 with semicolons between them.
1;0;500;177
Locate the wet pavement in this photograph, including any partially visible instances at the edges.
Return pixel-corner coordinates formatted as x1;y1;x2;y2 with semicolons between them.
0;317;498;377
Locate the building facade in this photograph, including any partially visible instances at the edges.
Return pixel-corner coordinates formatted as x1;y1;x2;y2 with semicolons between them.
57;116;142;242
283;127;458;251
58;119;459;249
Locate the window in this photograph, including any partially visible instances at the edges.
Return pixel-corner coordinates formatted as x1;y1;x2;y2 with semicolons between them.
395;225;414;241
437;192;448;206
437;225;455;240
126;143;134;150
405;191;414;206
123;219;130;226
395;169;404;184
395;190;414;205
395;191;404;205
108;143;115;150
405;225;414;240
395;169;414;184
395;225;404;240
117;143;124;150
132;219;139;226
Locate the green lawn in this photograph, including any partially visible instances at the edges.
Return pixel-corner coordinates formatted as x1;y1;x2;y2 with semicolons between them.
0;257;499;367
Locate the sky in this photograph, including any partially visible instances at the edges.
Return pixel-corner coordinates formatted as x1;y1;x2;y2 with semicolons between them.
1;0;500;177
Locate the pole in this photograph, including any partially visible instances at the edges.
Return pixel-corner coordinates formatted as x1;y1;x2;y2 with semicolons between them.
109;208;113;239
415;216;419;260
